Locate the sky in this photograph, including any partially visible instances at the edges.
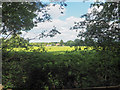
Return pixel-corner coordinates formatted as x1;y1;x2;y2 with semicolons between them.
22;1;93;43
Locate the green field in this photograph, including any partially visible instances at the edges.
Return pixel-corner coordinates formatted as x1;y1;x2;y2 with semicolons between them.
7;46;95;52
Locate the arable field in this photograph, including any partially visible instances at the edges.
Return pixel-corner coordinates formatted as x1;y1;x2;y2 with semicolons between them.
7;46;95;53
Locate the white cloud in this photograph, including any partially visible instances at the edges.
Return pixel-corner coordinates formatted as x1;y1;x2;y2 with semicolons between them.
65;16;85;28
46;3;65;19
87;5;103;14
37;3;65;19
21;16;84;42
106;0;120;2
21;31;37;39
21;3;87;42
94;0;105;2
34;3;66;27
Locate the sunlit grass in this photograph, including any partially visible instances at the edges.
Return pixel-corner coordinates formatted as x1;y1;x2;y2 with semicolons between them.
6;46;99;53
45;46;74;52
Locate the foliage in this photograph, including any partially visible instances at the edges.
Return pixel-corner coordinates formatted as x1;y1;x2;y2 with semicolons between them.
30;42;58;46
3;35;29;48
2;1;66;61
2;49;120;89
64;39;96;51
2;2;67;39
5;46;95;53
2;2;43;35
65;40;74;47
60;39;64;46
71;2;120;51
2;1;120;90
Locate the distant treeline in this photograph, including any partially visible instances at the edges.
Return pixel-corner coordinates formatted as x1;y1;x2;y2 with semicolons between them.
30;38;96;47
29;42;59;46
2;35;96;49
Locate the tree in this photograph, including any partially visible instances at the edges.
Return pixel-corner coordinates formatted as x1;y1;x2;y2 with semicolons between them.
84;38;96;46
2;2;47;54
2;2;43;35
71;2;120;51
60;39;64;46
65;40;74;47
2;2;67;39
2;35;29;49
2;2;67;49
74;39;80;46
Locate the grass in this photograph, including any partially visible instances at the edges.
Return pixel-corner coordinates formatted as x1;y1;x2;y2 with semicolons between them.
7;46;96;53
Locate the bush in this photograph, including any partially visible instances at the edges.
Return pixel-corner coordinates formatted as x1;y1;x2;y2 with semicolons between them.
2;50;120;89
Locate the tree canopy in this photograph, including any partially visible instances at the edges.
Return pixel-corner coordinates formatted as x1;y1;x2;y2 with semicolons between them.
71;2;120;51
60;39;64;46
2;2;67;40
2;2;41;35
